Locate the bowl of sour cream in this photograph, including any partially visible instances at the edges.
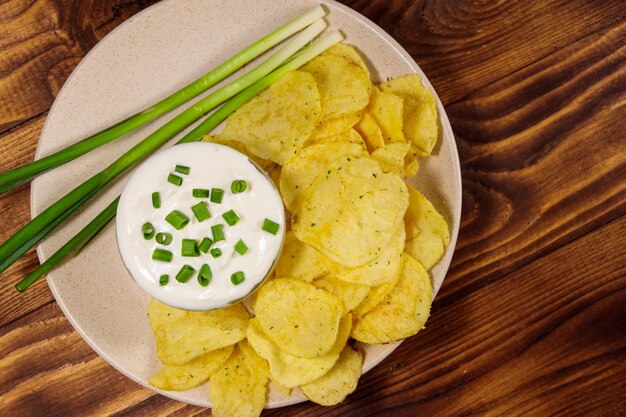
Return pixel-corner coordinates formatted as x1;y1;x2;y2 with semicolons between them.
116;142;285;311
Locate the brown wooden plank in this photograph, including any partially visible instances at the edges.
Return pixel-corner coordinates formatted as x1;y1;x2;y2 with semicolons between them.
342;0;626;104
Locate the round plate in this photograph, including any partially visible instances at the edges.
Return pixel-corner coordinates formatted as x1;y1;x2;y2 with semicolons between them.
32;0;461;408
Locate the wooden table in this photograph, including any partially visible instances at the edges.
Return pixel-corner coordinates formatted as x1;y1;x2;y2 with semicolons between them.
1;1;624;416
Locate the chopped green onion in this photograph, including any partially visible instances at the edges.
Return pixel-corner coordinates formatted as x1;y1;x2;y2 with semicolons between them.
231;179;248;193
199;237;213;254
152;192;161;208
262;218;280;235
198;264;212;287
193;188;210;198
175;165;190;175
210;188;224;204
191;202;211;222
176;264;195;283
222;209;240;226
155;232;172;245
234;239;248;255
165;210;190;230
181;239;200;257
152;248;173;263
142;222;155;240
231;271;245;285
159;274;169;286
211;224;225;242
167;173;183;186
210;248;222;258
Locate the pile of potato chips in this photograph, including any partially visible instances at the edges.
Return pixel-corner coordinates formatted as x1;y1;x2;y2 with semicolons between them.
147;43;450;417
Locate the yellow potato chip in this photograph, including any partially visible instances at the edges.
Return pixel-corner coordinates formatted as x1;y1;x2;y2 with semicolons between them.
203;134;274;170
219;71;321;164
404;186;450;269
371;141;411;177
352;253;432;343
312;275;370;314
254;278;344;358
404;155;419;178
149;345;233;391
280;142;366;211
311;128;366;150
302;55;370;122
239;339;292;396
300;345;363;406
351;278;399;319
246;315;352;388
332;221;405;286
322;43;370;79
293;157;409;267
379;74;438;156
368;87;405;144
355;111;385;152
274;232;331;282
148;299;250;365
309;112;363;140
209;346;269;417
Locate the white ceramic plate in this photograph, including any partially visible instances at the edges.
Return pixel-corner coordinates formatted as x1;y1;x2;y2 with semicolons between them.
32;0;461;408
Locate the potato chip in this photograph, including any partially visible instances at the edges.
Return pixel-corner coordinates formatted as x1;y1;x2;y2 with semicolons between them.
292;157;409;267
149;345;233;391
246;315;352;388
239;339;292;396
274;232;331;282
209;346;269;417
309;112;363;140
379;74;438;156
404;186;450;269
302;55;370;122
148;299;250;365
203;134;274;170
368;87;405;144
311;128;366;150
322;43;370;79
219;71;321;164
254;278;344;358
332;221;405;286
300;345;363;406
352;253;432;343
371;141;411;177
351;278;399;319
312;275;370;314
355;112;385;152
280;142;366;211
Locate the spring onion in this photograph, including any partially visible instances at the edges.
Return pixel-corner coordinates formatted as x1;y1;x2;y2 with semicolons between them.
155;232;172;245
0;6;327;193
193;188;210;198
175;165;190;175
262;218;280;235
142;222;155;240
222;209;240;226
234;239;248;255
211;224;225;242
181;239;200;257
175;264;195;283
152;192;161;208
210;248;222;259
231;179;248;193
231;271;245;285
191;202;211;222
159;274;169;286
165;210;189;230
198;237;213;253
167;173;183;186
198;264;212;287
152;248;173;263
210;188;224;204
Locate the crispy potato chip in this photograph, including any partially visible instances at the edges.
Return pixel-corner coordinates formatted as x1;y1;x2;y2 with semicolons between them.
309;112;363;140
149;345;233;391
322;43;370;79
302;55;370;122
351;278;399;319
220;71;321;164
280;142;366;211
203;134;274;170
239;340;292;396
148;299;249;365
355;112;385;152
246;315;352;388
300;345;363;406
313;275;370;314
311;128;366;150
274;232;331;282
371;141;411;177
254;278;344;358
209;346;269;417
379;74;438;156
352;253;432;343
368;87;405;144
332;221;405;286
404;186;450;269
293;157;409;267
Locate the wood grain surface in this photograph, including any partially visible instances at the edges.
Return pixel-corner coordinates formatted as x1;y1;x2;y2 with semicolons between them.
0;1;624;416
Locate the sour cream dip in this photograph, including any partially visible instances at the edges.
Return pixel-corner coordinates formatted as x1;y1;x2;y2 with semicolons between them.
116;142;284;310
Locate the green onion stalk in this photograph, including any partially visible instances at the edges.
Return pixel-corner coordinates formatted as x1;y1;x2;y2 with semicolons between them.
15;31;343;292
0;6;326;193
0;18;329;275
